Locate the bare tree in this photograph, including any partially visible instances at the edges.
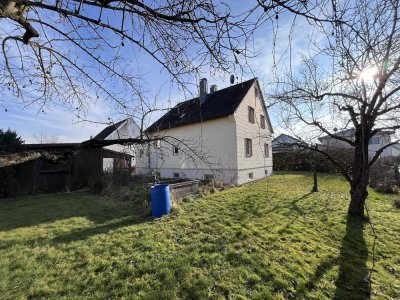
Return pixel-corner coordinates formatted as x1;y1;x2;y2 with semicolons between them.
0;0;261;120
272;0;400;217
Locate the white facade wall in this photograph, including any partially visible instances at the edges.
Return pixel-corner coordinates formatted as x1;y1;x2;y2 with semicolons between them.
233;81;273;184
136;117;238;183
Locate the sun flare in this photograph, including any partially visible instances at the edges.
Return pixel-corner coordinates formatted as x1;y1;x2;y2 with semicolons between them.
359;67;378;81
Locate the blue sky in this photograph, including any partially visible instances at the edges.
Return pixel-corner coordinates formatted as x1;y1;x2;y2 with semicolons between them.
0;3;314;143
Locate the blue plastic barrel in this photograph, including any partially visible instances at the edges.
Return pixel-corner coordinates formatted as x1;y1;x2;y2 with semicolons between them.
150;184;171;218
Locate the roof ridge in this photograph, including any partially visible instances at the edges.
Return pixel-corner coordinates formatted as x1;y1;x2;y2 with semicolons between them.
146;78;257;132
173;78;257;107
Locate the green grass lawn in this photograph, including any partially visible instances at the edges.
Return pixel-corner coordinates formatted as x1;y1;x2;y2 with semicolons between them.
0;173;399;299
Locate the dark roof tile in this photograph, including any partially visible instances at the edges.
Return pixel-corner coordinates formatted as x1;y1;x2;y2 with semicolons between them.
94;119;127;140
146;78;256;132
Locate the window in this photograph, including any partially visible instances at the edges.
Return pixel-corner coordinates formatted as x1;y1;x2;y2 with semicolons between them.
245;138;253;157
173;145;179;155
260;115;265;129
204;174;214;180
369;137;380;144
248;106;255;123
265;170;268;175
173;172;180;178
255;86;261;98
264;143;269;158
139;149;144;158
248;172;254;179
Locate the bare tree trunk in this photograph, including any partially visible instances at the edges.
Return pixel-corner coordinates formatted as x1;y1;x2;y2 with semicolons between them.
349;178;369;217
312;168;318;192
348;130;370;217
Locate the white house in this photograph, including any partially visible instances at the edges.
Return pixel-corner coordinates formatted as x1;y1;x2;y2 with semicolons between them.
93;117;141;172
136;78;274;185
318;128;398;160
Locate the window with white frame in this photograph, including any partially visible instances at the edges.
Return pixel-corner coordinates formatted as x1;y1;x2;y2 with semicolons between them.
139;149;144;158
245;138;252;157
173;172;180;178
173;145;179;155
248;106;255;123
264;143;269;158
248;172;254;179
260;115;265;129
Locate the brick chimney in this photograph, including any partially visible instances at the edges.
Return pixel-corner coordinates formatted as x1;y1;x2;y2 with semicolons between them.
199;78;208;104
210;84;218;94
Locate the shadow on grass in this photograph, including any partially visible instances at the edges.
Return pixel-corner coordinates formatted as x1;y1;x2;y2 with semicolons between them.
334;216;370;299
293;216;370;299
0;191;150;232
52;214;152;244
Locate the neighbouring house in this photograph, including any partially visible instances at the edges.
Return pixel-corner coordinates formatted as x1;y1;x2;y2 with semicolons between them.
318;128;398;160
272;134;305;153
92;117;141;173
136;78;273;185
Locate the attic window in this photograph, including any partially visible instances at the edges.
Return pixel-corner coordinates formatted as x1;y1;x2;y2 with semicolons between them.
260;115;265;129
255;86;261;98
248;106;255;123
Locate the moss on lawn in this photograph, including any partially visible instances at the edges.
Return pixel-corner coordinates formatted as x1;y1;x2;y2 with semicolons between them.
0;173;399;299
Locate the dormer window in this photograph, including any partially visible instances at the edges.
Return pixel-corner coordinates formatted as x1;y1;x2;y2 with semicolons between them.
260;115;265;129
248;106;255;123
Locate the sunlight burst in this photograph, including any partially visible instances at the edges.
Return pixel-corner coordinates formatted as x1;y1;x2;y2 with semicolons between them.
359;67;378;82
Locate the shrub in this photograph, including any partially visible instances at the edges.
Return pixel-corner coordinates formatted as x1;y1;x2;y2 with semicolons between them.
372;177;399;194
99;173;151;217
394;199;400;209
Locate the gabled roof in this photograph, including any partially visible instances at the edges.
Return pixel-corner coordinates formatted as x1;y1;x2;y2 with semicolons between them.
146;78;264;133
94;119;127;140
272;134;303;146
319;128;395;141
